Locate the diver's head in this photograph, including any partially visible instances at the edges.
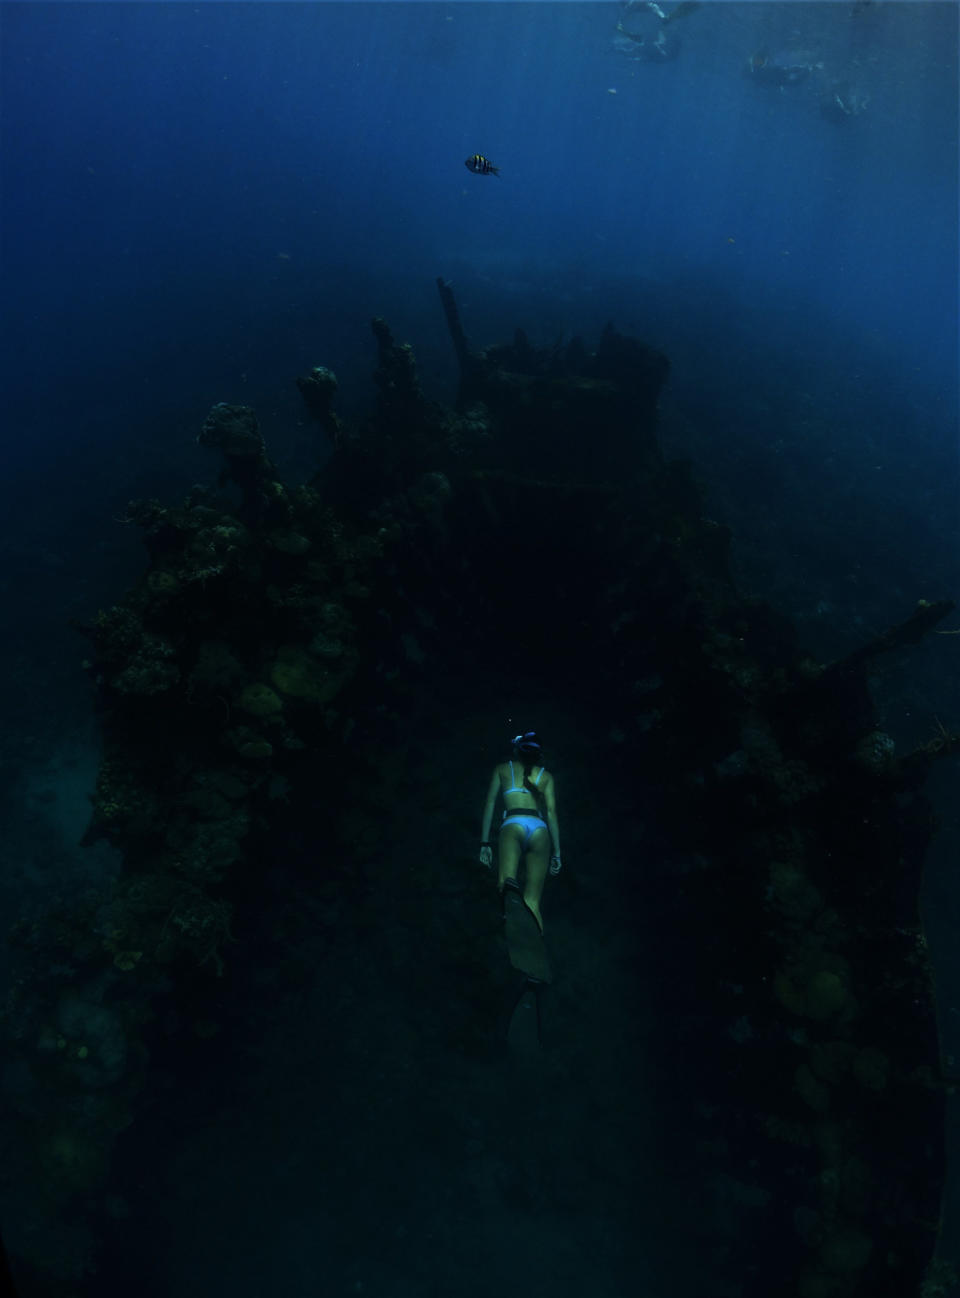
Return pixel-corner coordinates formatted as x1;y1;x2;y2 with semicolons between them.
512;730;543;761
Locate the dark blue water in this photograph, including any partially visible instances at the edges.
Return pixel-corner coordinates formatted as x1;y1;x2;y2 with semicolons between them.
3;2;957;635
1;3;957;1295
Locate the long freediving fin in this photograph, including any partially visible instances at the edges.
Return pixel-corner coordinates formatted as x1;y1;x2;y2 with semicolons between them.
507;976;546;1053
502;880;552;984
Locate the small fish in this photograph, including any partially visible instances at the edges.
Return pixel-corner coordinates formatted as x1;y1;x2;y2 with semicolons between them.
465;154;500;177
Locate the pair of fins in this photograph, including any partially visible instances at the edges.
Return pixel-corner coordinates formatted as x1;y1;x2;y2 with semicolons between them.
501;880;551;1054
502;879;552;984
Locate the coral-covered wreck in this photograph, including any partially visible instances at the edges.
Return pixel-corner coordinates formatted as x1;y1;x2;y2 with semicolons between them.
2;281;956;1298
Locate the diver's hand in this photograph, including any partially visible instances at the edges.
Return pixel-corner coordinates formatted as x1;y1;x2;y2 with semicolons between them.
550;854;563;876
480;846;493;869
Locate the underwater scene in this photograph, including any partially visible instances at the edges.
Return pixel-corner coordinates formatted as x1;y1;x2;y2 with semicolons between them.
0;2;958;1295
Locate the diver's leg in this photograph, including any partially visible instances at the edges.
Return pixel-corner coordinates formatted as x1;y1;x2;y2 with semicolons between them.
523;829;550;933
498;824;524;890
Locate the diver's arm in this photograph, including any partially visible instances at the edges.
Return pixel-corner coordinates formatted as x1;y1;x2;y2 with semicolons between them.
479;767;500;866
543;774;562;869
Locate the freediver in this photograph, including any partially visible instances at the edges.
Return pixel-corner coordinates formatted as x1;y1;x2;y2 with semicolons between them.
479;730;562;936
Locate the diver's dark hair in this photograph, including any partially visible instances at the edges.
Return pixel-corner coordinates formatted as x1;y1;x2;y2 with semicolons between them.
512;729;542;756
511;730;544;791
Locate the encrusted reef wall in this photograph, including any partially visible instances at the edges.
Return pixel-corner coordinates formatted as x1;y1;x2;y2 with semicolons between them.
1;293;956;1297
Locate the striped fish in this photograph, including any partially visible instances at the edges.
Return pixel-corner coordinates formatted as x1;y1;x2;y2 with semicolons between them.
465;154;500;177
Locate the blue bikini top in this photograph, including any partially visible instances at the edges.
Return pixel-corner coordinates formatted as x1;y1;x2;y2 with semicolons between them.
503;761;544;796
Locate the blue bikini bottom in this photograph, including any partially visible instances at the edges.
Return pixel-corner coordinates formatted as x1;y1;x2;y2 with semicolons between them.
501;811;547;847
